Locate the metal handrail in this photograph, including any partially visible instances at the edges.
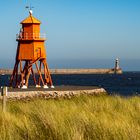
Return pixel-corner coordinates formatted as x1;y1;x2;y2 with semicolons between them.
16;32;46;39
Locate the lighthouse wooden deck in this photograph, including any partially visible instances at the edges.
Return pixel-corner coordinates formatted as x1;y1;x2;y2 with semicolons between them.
10;10;54;89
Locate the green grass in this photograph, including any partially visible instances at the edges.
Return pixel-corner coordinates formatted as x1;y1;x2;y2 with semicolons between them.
0;95;140;140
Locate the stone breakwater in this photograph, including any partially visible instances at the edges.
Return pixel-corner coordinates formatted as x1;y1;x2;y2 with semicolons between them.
0;68;122;74
0;88;106;100
51;69;122;74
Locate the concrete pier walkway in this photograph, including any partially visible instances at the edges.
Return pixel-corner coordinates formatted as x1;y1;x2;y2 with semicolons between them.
1;86;107;100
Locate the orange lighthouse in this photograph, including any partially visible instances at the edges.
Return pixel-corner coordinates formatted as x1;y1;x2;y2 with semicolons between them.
10;10;54;89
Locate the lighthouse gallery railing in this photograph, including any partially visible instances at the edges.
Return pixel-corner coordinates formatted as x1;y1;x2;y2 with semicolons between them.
16;33;46;40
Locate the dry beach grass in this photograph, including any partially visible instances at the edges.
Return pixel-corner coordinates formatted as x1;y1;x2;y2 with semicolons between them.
0;95;140;140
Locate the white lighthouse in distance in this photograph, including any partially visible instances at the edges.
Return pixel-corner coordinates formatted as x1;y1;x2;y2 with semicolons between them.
114;58;122;74
115;58;119;70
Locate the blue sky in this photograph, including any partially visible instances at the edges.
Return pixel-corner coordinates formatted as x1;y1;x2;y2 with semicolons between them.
0;0;140;71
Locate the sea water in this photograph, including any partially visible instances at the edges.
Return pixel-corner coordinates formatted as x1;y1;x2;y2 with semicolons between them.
0;72;140;96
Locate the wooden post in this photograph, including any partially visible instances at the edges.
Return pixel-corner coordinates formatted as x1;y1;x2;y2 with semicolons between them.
1;87;7;112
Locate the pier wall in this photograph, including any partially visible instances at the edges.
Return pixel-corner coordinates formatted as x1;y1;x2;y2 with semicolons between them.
0;68;122;74
51;68;122;74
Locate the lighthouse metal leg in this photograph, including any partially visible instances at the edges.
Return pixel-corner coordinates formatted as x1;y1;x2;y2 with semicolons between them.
19;60;24;87
42;61;48;88
38;61;42;86
43;59;54;88
22;61;27;85
23;61;28;78
45;61;53;86
31;67;37;85
35;62;45;86
10;56;53;89
25;67;31;87
21;61;29;89
43;61;47;83
10;63;17;87
10;60;19;87
15;61;19;88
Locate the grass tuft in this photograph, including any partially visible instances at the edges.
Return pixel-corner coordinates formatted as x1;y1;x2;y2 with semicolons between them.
0;95;140;140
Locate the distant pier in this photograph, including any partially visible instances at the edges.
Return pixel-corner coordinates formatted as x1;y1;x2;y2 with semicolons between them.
51;68;122;74
0;68;122;75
